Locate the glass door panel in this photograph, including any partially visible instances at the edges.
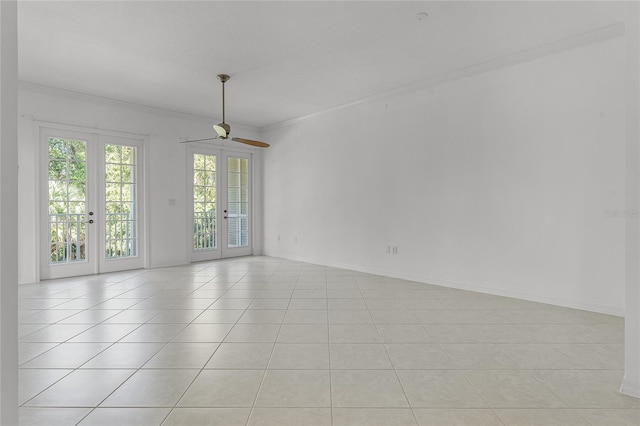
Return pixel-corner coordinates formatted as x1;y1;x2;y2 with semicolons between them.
226;157;249;248
48;137;88;264
192;153;218;259
222;154;252;258
189;149;252;262
41;130;96;279
41;128;145;279
104;144;138;259
99;136;145;273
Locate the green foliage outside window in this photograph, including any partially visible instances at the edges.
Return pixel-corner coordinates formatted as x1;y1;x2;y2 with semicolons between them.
105;144;137;258
48;138;87;262
193;154;217;250
47;139;139;263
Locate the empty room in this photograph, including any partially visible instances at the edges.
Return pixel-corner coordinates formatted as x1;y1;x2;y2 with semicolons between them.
1;1;640;425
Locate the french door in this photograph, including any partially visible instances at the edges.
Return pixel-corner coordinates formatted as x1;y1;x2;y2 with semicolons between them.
189;147;252;262
40;127;145;279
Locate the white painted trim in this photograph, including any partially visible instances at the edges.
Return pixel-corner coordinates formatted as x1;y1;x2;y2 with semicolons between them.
221;150;253;259
147;259;189;269
38;126;99;279
263;21;626;132
620;377;640;399
32;119;149;139
20;81;223;126
185;147;255;262
32;117;41;282
142;134;151;270
35;121;150;278
251;149;263;256
97;133;147;274
625;0;640;403
269;253;625;317
20;22;625;136
184;144;193;264
186;145;222;263
22;88;261;147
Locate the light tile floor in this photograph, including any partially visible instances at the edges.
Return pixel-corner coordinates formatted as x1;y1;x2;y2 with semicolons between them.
18;256;640;425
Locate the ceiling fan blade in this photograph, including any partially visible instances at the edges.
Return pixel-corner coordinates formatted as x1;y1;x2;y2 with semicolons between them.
231;137;270;148
179;137;219;144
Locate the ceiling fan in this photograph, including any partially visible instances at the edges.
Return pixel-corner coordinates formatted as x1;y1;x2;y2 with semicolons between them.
180;74;270;148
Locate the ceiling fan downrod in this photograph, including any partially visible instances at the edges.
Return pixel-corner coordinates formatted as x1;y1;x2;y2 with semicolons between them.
218;74;230;123
180;73;269;148
214;74;231;138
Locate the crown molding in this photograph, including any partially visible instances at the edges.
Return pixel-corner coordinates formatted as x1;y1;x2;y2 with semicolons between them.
19;81;225;125
262;21;625;133
19;21;625;135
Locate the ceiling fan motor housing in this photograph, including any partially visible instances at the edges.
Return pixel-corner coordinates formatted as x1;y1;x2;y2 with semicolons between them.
213;122;231;138
180;73;269;147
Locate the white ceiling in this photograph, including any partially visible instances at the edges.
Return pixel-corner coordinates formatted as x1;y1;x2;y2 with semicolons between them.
18;1;627;128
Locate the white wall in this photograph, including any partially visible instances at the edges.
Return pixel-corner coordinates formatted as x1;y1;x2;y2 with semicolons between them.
1;1;19;422
17;86;262;284
623;1;640;399
263;36;626;315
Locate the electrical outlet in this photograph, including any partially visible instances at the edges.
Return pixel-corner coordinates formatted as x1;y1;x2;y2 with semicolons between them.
392;246;398;255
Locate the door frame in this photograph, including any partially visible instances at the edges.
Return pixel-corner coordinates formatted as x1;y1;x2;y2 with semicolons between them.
39;127;98;279
187;145;221;262
186;143;255;262
36;121;150;280
98;133;147;274
221;151;253;259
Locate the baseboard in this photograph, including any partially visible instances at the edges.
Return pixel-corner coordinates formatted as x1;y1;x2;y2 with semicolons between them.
149;259;189;269
266;252;624;317
620;376;640;399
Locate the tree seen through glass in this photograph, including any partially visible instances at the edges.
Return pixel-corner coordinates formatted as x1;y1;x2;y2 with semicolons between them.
105;144;137;259
48;137;87;263
193;154;217;250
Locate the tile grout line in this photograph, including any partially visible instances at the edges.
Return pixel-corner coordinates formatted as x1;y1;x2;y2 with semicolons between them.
61;267;239;424
166;269;266;425
326;270;334;426
431;328;506;424
68;272;198;425
20;275;147;411
17;258;632;425
372;302;419;425
245;267;298;426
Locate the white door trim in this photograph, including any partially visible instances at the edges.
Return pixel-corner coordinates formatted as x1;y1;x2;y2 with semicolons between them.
36;121;149;279
221;151;253;259
39;127;99;279
186;144;254;262
98;133;146;274
187;145;222;263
